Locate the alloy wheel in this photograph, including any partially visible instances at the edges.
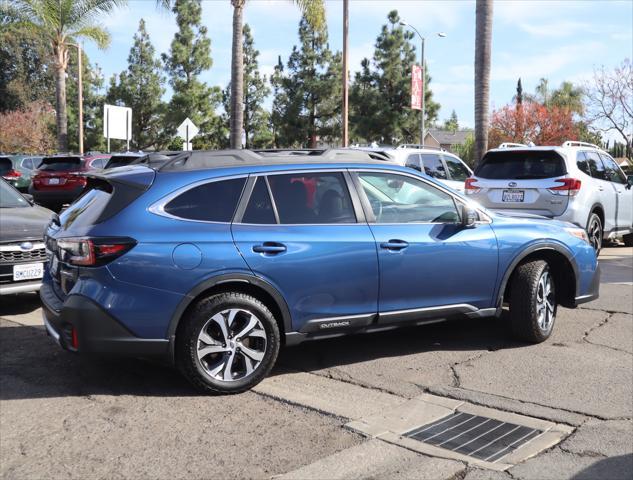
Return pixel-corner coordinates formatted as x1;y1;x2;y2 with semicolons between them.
196;308;267;382
588;217;602;252
536;270;555;333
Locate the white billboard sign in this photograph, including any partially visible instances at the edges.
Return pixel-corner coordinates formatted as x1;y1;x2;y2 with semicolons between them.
103;104;132;151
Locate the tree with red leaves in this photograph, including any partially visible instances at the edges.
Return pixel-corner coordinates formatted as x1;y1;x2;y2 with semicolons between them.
0;101;56;154
489;101;579;148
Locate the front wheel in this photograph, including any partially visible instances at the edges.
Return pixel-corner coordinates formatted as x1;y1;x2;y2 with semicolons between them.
586;213;603;254
176;292;280;394
509;260;556;343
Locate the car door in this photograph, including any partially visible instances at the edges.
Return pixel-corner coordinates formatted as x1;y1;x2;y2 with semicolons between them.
231;171;379;333
584;151;617;232
600;153;632;232
352;170;498;321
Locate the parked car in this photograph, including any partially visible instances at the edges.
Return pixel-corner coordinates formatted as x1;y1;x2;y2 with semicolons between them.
29;155;106;210
465;141;633;251
41;149;599;394
0;155;43;191
386;147;473;193
0;179;54;295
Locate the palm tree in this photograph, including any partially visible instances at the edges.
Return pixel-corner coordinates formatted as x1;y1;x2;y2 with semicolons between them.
474;0;493;165
551;81;585;115
7;1;169;152
230;0;325;149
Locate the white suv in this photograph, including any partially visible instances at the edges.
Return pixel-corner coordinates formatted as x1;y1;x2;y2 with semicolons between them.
387;147;473;193
466;141;633;251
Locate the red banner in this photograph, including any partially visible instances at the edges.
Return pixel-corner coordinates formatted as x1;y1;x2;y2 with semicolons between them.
411;65;423;110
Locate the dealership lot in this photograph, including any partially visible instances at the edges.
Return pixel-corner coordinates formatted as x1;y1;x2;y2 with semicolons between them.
1;247;631;479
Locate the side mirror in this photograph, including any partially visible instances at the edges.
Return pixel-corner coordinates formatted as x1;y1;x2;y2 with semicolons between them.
626;175;633;189
461;205;478;227
22;193;34;204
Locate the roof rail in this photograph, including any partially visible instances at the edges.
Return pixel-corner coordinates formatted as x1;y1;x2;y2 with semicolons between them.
498;142;528;149
396;144;445;151
562;141;601;149
159;149;263;171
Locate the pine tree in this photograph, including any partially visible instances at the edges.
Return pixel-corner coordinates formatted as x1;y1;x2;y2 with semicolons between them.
162;0;222;149
106;19;166;150
271;17;341;147
515;78;523;105
444;110;459;132
349;10;440;144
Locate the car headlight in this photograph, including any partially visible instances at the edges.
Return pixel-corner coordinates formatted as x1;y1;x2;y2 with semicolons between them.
565;227;590;244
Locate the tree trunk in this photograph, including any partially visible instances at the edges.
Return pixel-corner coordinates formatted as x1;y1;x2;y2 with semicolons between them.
474;0;493;165
55;64;68;152
230;1;245;149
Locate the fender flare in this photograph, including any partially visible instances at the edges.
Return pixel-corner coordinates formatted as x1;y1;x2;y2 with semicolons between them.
166;272;293;362
495;241;579;308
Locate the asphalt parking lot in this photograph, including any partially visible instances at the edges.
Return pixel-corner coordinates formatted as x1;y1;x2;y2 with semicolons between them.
1;247;631;479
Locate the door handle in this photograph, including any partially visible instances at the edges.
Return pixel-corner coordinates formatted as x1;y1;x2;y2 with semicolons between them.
253;242;287;254
380;240;409;251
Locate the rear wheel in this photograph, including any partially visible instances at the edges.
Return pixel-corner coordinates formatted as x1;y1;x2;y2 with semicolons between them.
176;292;280;394
509;260;556;343
586;213;603;254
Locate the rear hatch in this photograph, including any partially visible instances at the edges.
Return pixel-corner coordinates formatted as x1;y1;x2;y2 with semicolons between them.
471;149;571;217
45;166;155;297
32;156;84;190
0;157;13;177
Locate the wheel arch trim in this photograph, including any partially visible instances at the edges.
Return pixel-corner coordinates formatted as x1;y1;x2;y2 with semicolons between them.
166;272;293;364
495;241;579;309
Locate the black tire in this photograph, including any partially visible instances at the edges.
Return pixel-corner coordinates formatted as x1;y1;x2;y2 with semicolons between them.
176;292;280;394
623;233;633;247
509;260;557;343
586;213;603;254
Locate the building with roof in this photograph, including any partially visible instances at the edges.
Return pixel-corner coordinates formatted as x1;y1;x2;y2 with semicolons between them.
424;129;473;153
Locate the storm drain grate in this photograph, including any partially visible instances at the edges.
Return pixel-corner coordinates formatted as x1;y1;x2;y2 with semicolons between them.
404;412;543;463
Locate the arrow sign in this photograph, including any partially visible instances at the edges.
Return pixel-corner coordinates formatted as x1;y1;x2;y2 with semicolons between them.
176;118;199;150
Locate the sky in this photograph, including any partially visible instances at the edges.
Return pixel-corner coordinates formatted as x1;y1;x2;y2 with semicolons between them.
84;0;633;130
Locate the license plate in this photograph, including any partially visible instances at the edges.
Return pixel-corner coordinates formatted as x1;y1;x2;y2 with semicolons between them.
13;262;44;281
50;255;59;277
47;178;60;185
502;190;525;202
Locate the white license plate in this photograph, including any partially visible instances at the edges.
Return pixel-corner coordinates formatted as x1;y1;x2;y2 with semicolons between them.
13;262;44;281
47;178;60;185
502;190;525;202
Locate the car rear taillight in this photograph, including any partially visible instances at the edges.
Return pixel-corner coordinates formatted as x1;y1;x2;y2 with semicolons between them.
464;177;481;194
2;169;22;179
548;178;581;196
56;237;136;266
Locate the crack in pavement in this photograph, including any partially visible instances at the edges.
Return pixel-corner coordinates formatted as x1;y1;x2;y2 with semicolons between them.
580;311;633;355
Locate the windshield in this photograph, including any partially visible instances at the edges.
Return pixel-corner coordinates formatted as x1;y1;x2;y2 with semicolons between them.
38;157;82;172
0;180;29;208
475;150;566;179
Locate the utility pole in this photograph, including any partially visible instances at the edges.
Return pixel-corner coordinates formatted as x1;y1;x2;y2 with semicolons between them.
342;0;349;147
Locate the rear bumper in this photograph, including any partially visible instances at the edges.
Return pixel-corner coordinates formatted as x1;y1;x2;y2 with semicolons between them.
28;185;84;205
40;280;169;357
0;281;41;295
574;262;600;306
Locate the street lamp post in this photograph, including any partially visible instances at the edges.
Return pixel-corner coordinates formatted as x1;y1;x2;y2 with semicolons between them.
68;42;84;155
399;21;446;147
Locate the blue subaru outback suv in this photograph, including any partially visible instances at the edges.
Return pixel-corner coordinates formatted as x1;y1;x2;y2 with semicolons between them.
41;149;600;394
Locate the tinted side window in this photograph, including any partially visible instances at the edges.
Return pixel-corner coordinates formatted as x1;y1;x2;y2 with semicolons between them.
444;155;470;181
600;154;627;184
242;177;276;224
405;154;421;172
576;152;592;176
358;172;460;224
22;158;33;170
268;172;355;224
164;178;246;222
420;154;447;179
90;158;105;169
585;152;608;181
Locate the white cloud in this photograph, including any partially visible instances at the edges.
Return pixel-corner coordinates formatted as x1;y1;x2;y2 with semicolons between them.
518;20;591;38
